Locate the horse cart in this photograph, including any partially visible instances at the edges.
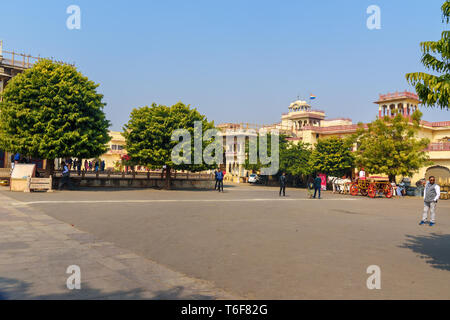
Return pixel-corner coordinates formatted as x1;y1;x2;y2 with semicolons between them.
349;177;394;198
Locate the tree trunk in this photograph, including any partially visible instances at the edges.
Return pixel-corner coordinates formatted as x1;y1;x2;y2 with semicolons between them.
165;166;171;190
46;159;55;178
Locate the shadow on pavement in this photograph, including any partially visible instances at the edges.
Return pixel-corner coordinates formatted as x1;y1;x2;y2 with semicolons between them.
400;233;450;271
0;277;216;300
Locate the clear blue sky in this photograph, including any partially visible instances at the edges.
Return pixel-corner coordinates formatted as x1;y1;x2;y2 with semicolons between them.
1;0;448;130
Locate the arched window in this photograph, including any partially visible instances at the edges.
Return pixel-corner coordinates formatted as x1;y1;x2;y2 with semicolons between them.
425;166;450;185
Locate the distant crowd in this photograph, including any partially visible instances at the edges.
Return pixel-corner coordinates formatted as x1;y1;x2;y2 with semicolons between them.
63;158;106;172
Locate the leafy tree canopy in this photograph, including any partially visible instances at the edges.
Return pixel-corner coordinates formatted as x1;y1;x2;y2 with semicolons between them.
0;59;111;162
122;102;218;172
279;140;312;177
309;136;355;177
353;111;431;182
406;0;450;109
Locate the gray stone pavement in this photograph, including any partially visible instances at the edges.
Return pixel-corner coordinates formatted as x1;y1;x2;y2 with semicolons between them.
1;184;450;299
0;189;239;299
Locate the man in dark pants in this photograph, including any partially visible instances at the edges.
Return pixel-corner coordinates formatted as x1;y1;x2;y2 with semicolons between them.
216;170;224;192
58;161;72;190
313;174;322;199
214;169;219;190
279;172;287;196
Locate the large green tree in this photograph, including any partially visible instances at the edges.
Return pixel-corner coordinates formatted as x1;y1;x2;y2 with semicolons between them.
0;59;110;173
122;102;218;189
353;111;431;182
406;0;450;109
309;136;355;177
279;140;312;181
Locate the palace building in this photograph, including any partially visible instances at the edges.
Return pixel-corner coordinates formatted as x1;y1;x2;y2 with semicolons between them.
102;131;127;170
219;91;450;185
1;42;448;183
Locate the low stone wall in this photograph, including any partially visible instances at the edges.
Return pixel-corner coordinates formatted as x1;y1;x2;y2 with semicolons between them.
53;176;214;189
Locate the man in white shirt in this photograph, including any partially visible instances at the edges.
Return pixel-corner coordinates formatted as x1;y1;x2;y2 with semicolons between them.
419;176;441;226
359;168;366;180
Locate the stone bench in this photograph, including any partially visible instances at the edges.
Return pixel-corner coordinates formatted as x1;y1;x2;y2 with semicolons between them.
26;176;53;192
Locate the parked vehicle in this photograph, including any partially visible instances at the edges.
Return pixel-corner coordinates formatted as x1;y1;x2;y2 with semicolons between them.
349;177;394;198
248;174;259;184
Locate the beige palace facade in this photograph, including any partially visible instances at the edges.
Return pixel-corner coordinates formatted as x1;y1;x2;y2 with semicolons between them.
274;91;450;185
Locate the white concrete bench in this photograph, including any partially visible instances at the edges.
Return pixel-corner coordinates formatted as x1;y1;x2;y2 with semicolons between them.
26;176;53;192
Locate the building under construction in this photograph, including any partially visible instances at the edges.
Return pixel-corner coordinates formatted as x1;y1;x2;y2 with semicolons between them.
0;41;41;168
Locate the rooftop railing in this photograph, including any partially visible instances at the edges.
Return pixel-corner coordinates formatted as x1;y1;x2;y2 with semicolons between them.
426;142;450;151
378;91;419;101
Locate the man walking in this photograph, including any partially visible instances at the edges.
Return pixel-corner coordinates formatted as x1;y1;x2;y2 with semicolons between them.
67;158;73;170
279;172;287;197
58;161;71;190
419;176;440;226
214;169;219;190
313;174;322;199
77;159;82;173
216;170;224;192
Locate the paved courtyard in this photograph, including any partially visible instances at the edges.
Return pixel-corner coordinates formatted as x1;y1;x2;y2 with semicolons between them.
1;183;449;299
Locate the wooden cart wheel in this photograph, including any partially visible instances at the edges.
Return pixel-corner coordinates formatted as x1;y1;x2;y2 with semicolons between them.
368;184;376;198
384;184;393;198
350;184;359;196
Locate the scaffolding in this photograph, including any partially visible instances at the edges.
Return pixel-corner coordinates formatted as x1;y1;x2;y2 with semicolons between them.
0;41;74;69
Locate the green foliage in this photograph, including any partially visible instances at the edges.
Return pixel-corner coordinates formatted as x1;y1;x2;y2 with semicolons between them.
113;160;123;172
406;1;450;109
279;141;312;177
353;111;431;181
122;102;217;171
309;136;355;177
0;59;111;161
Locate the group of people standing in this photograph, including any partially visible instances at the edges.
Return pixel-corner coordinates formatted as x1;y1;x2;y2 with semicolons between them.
64;159;106;172
280;173;323;199
57;158;106;190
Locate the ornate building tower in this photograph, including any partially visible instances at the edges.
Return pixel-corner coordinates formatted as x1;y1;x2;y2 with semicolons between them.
374;91;420;118
281;100;325;131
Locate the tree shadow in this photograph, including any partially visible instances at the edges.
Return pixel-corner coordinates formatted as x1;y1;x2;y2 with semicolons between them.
399;233;450;271
0;277;217;300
